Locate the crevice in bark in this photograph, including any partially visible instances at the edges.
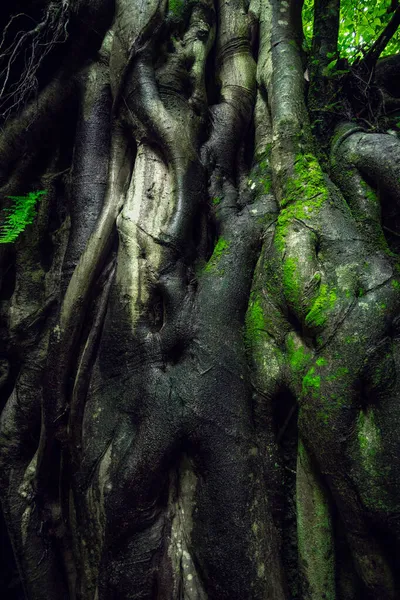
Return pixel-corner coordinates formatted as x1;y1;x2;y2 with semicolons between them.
0;248;16;300
0;504;24;599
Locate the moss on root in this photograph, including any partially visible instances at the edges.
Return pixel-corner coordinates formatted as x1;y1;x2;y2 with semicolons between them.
391;279;400;290
283;257;302;310
275;153;329;252
286;335;312;379
301;357;353;424
305;284;337;328
302;367;321;397
202;237;230;275
359;178;379;205
245;293;265;347
168;0;185;17
248;146;273;196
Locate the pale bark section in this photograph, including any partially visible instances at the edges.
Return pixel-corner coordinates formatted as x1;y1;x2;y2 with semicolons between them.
116;144;173;329
168;459;207;600
218;0;256;95
250;0;273;156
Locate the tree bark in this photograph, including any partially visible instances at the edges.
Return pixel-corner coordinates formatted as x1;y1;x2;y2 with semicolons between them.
0;1;400;599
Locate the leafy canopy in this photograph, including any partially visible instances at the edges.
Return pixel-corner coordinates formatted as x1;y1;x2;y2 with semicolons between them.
0;190;47;244
303;0;400;61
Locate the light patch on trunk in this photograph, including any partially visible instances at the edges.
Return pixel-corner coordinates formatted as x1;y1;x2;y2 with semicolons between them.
87;441;113;544
220;52;255;96
256;1;273;92
116;144;174;329
19;451;39;547
21;505;32;547
98;442;113;526
357;409;381;478
18;450;38;501
168;457;207;600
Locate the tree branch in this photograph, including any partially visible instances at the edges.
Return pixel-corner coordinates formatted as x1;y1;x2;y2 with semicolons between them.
362;6;400;70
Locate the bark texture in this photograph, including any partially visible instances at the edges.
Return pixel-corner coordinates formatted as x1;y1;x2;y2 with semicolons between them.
0;1;400;599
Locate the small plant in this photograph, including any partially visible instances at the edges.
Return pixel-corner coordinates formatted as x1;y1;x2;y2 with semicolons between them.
0;190;47;243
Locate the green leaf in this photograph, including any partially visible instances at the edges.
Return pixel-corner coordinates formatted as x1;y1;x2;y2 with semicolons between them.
0;190;47;244
303;0;400;63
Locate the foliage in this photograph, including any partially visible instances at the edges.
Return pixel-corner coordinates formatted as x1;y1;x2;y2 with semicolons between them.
303;0;400;62
0;190;47;243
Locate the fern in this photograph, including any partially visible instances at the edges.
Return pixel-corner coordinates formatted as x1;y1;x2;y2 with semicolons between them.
0;190;47;243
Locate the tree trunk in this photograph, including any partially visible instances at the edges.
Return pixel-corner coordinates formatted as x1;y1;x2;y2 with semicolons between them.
1;1;400;599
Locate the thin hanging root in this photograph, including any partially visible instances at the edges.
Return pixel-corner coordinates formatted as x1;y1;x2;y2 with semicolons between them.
34;124;133;490
68;259;116;467
0;1;70;119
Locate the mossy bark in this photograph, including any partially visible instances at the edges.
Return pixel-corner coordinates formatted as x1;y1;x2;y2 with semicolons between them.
0;1;400;599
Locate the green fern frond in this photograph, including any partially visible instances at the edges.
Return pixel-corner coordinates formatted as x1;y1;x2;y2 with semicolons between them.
0;190;47;243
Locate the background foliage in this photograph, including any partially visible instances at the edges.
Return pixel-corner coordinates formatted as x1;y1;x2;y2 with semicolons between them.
303;0;400;60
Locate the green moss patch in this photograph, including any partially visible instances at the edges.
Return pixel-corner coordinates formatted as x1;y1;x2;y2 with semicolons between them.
326;366;349;382
283;257;302;310
391;279;400;291
305;284;337;328
275;153;329;252
203;237;230;275
245;293;265;347
316;357;328;367
359;178;378;204
287;336;312;375
168;0;185;17
302;366;321;397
